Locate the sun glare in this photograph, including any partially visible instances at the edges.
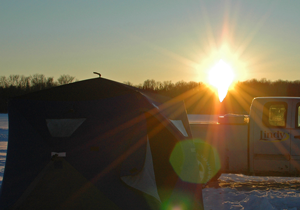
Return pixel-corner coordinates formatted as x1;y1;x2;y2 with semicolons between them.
208;59;235;102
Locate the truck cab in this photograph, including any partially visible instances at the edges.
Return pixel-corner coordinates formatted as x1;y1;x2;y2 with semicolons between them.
190;97;300;181
249;97;300;176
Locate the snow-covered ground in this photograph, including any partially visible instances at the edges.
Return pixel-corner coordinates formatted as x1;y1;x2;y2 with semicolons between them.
0;114;8;186
1;113;300;209
0;114;8;130
203;174;300;210
0;130;7;186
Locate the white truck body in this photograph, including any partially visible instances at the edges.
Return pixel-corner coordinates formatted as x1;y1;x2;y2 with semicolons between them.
190;97;300;177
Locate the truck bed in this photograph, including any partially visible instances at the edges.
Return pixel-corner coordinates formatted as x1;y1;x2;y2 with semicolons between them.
190;123;249;174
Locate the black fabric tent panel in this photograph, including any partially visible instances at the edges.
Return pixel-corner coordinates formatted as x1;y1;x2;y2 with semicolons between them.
0;77;204;209
15;78;139;101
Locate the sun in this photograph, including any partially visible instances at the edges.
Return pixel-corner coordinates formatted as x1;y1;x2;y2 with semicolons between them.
208;59;235;102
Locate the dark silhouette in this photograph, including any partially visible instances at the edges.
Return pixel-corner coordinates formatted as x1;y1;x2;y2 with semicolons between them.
57;75;76;85
0;74;75;113
1;75;300;115
93;72;101;77
124;78;300;115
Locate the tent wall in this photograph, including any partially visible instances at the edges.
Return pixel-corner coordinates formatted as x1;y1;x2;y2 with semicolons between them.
0;78;203;209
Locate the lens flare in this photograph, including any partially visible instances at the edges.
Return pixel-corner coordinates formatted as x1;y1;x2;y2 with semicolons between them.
169;140;200;184
169;139;221;184
193;139;221;184
160;190;194;210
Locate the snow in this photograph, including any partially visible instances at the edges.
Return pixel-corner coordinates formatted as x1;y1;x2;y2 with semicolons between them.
0;114;8;129
203;174;300;210
1;113;300;209
0;127;7;186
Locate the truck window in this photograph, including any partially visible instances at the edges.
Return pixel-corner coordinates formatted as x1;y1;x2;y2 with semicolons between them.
263;102;287;127
269;104;286;126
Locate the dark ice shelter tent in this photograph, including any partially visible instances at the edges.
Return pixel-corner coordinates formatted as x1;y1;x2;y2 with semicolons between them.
0;77;203;209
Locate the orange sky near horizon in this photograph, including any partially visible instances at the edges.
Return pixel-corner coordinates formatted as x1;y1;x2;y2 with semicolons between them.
1;1;300;85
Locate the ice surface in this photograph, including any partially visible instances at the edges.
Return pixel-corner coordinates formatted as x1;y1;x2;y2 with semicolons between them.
0;114;8;129
0;127;7;185
203;173;300;209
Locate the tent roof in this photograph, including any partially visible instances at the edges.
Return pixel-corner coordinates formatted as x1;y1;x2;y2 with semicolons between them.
14;77;139;101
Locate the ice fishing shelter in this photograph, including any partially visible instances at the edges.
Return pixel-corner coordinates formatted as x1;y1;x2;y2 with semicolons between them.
0;78;203;209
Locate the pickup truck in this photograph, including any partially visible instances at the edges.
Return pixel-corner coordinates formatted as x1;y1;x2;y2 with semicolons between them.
190;97;300;183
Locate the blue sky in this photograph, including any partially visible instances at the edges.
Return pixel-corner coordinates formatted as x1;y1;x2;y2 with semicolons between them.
1;0;300;84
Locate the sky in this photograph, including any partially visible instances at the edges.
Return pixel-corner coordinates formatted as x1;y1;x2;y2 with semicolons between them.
1;0;300;85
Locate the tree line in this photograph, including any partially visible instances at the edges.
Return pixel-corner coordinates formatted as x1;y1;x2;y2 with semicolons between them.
0;74;75;113
1;75;300;114
126;78;300;115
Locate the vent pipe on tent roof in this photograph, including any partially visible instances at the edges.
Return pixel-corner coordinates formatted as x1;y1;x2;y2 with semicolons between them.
93;72;101;77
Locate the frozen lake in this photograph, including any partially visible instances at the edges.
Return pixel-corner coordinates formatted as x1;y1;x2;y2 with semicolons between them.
0;114;8;130
1;113;300;209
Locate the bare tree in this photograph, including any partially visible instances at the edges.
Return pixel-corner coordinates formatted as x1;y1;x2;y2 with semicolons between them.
31;74;47;90
8;75;20;87
123;81;134;86
46;77;55;88
143;79;157;90
0;76;8;88
19;75;32;89
57;75;75;85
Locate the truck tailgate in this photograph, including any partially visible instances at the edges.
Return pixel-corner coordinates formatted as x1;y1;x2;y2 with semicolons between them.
190;123;248;174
